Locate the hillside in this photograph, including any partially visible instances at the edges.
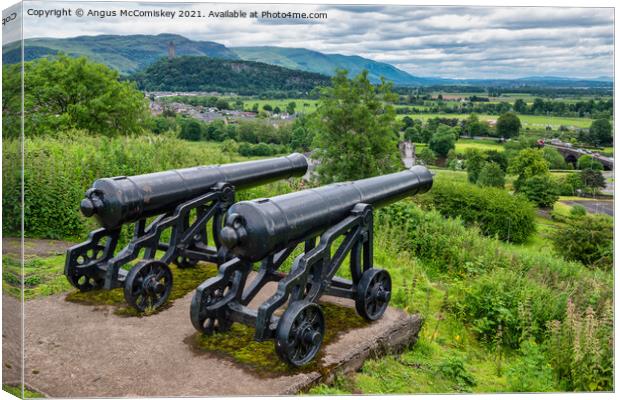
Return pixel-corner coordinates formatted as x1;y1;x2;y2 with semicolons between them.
2;34;238;74
232;46;438;85
3;34;612;89
130;56;331;94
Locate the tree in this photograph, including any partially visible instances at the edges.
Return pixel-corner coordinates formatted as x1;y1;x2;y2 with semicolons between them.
263;104;273;112
465;114;489;137
273;106;282;114
286;101;297;115
290;114;313;151
551;214;612;270
580;169;606;196
418;147;436;166
508;149;550;190
477;162;505;188
311;70;400;183
496;112;521;138
179;119;203;141
402;116;415;130
251;103;259;112
557;172;585;196
465;149;486;184
576;155;604;171
485;150;508;172
428;124;456;157
581;118;613;147
513;99;527;113
520;174;559;208
2;54;148;138
541;147;567;170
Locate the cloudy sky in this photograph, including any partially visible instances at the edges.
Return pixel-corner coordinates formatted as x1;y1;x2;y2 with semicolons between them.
8;1;615;79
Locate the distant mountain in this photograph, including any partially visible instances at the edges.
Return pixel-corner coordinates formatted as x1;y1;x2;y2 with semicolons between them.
130;56;331;94
2;34;612;89
2;34;238;74
232;46;442;85
461;76;612;88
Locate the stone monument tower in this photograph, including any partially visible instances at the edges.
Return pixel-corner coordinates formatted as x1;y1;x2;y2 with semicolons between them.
168;41;176;60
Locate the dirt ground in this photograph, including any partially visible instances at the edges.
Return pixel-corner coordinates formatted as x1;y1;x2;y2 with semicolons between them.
3;278;420;397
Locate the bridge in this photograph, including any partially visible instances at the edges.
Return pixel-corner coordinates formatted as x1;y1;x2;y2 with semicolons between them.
544;141;613;170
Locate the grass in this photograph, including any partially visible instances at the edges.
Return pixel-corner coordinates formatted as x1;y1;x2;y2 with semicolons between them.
455;139;504;153
2;255;73;299
398;113;593;129
2;250;218;317
240;98;319;113
428;168;468;184
2;385;44;399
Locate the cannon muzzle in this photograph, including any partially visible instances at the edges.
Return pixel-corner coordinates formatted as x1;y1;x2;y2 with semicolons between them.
222;165;433;261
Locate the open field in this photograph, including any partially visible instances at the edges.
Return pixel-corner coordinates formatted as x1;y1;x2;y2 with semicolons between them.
455;139;504;153
398;113;593;129
240;98;319;112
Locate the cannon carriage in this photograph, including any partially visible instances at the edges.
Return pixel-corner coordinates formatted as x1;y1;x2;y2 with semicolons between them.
64;154;308;312
190;166;433;366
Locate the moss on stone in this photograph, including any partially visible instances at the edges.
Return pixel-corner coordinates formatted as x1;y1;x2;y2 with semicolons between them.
2;384;44;398
65;262;218;316
192;302;369;376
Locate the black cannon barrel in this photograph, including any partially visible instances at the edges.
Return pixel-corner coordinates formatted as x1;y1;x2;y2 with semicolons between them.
80;153;308;229
220;166;433;261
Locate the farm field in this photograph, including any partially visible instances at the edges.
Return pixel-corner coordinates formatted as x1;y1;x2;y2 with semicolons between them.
240;98;319;112
397;113;593;128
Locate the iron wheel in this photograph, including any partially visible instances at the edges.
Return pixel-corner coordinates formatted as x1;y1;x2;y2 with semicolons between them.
124;260;173;312
355;268;391;321
275;301;325;367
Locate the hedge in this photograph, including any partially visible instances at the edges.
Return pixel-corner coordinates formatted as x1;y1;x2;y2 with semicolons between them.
414;180;536;243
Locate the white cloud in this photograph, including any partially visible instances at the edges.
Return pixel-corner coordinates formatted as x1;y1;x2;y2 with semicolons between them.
14;1;614;79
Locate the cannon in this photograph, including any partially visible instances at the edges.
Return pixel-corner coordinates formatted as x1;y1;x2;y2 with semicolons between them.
65;154;308;312
190;166;433;366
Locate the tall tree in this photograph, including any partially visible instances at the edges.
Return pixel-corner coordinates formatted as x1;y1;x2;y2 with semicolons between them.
508;148;550;190
3;54;148;138
582;118;613;147
496;112;521;138
428;124;456;157
312;70;400;183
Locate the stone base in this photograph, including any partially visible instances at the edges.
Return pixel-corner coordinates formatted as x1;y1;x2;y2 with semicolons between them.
4;279;422;397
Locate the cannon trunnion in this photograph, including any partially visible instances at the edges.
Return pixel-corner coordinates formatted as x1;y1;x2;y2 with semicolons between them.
190;166;433;366
65;154;308;312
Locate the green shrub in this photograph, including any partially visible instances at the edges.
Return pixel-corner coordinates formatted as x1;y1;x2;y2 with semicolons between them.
541;147;567;170
476;162;505;188
546;299;613;391
237;142;287;157
377;202;612;354
506;340;555;392
418;147;436;166
436;355;476;390
576;155;603;171
415;180;536;243
428;125;456;157
450;269;563;348
519;174;559;208
550;214;613;270
569;205;587;218
555;173;584;196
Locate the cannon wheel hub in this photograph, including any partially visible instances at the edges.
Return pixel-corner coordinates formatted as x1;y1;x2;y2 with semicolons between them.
275;301;325;367
124;260;173;312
